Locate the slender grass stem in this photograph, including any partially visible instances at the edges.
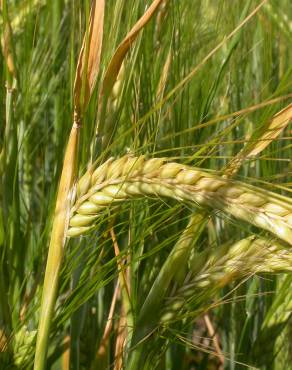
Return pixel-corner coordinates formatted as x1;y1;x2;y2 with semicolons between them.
33;124;79;370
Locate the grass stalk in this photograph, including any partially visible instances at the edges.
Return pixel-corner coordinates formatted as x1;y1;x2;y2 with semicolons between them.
33;123;79;370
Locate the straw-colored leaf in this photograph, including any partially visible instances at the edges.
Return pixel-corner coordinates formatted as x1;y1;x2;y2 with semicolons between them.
99;0;164;103
74;0;105;115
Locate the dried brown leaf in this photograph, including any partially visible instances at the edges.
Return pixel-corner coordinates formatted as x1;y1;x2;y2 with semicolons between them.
74;0;105;115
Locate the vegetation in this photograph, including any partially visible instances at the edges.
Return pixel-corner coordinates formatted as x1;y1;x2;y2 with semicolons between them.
0;0;291;369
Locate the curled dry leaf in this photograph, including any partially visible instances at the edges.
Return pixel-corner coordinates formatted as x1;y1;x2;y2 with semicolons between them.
74;0;105;116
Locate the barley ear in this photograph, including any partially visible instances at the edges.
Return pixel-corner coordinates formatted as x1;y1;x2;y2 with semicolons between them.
161;237;292;323
68;156;292;245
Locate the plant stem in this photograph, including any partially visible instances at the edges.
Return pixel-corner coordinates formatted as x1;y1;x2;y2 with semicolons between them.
33;123;79;370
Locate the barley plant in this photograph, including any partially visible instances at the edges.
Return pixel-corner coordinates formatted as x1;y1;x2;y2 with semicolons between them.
0;0;292;369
